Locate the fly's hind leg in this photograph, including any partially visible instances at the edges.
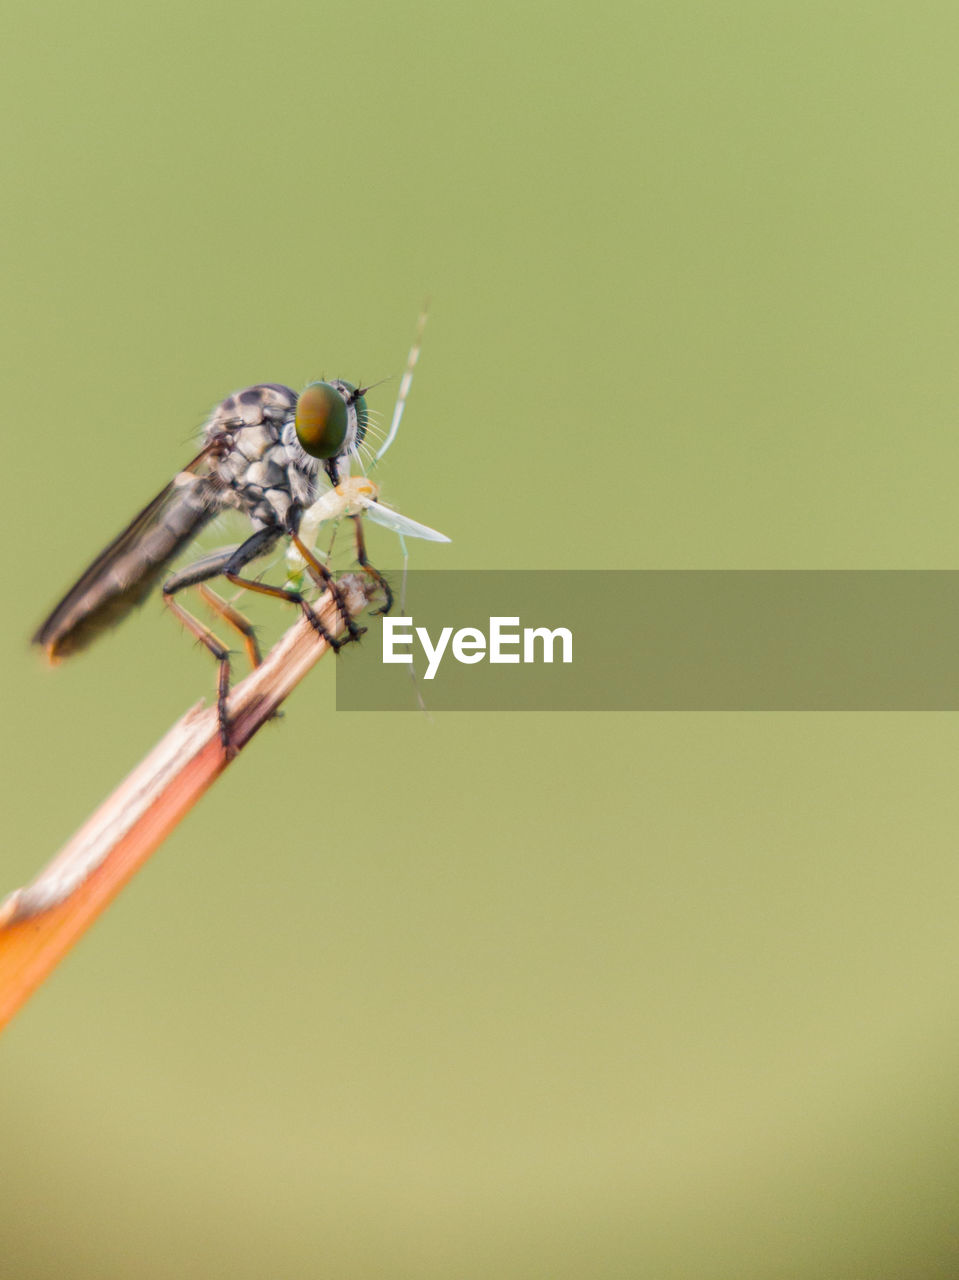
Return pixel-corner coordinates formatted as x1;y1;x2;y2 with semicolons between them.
163;597;233;752
162;545;254;755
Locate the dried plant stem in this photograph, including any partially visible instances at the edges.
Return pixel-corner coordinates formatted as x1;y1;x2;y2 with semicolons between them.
0;575;376;1033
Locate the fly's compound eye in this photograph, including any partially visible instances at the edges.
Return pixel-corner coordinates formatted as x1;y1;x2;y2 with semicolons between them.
295;382;349;458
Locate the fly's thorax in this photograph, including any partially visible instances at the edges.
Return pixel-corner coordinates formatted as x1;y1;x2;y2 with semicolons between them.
205;383;298;441
204;383;319;529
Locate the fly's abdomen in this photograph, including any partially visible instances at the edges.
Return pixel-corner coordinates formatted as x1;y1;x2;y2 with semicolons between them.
33;475;218;661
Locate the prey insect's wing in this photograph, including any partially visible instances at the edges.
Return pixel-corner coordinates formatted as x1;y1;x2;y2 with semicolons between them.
33;444;225;661
362;499;451;543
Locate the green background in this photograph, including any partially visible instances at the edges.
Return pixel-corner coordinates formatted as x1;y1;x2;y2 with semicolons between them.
3;2;959;1276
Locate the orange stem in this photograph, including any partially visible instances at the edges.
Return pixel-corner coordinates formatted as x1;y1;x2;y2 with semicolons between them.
0;575;375;1032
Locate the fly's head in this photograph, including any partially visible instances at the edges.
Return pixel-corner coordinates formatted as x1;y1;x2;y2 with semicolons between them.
294;379;369;484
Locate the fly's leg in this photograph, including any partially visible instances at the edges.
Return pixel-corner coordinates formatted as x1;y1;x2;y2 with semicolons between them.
286;529;367;641
163;544;259;754
163;526;365;754
350;514;393;616
197;584;262;669
161;597;234;753
198;583;290;727
224;527;364;649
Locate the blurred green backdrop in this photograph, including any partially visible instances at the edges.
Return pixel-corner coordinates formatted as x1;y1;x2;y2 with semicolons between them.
4;1;959;1276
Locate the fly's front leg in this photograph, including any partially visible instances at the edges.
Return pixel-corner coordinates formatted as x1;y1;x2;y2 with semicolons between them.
224;527;365;650
350;514;393;616
286;529;367;642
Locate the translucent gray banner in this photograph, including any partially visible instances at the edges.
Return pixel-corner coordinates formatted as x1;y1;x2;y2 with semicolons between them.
334;571;959;710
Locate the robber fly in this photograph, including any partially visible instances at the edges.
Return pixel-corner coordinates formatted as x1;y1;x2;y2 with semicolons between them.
33;376;393;752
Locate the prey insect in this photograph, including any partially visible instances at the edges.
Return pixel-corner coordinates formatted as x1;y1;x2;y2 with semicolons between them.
33;338;429;754
286;472;450;596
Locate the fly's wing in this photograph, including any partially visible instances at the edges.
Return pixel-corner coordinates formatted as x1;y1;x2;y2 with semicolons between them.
362;499;451;543
33;452;223;661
